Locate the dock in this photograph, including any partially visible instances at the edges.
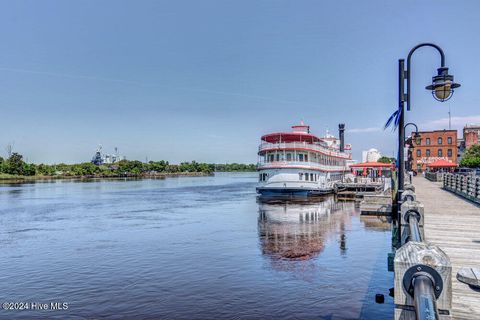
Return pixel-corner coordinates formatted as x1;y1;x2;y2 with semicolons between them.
411;176;480;319
334;182;384;200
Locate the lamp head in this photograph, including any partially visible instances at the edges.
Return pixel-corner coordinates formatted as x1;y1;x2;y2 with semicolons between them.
425;67;461;102
414;132;421;145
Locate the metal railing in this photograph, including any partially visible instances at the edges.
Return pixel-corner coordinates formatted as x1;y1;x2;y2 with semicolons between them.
407;212;422;242
400;195;443;320
413;274;440;320
444;173;480;204
258;142;350;158
257;161;346;172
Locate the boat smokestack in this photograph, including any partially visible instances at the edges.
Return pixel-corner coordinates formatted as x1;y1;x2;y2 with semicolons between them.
339;124;345;152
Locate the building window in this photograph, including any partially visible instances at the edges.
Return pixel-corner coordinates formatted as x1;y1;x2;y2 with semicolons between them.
438;137;443;145
426;138;430;145
438;149;443;157
447;149;453;157
447;137;452;144
426;149;430;157
416;149;421;157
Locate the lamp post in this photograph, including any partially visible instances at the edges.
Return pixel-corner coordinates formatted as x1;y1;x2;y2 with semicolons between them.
404;122;420;181
396;43;460;243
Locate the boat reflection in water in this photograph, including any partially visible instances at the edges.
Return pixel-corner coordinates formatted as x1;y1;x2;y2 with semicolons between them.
257;196;355;264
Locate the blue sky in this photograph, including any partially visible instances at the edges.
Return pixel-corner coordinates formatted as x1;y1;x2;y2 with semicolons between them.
1;0;479;164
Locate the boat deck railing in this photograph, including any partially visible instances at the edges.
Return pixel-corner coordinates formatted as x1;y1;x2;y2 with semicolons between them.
257;161;346;172
258;142;350;158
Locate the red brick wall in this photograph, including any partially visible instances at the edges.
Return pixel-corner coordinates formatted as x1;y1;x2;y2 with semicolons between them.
410;130;457;172
464;131;478;149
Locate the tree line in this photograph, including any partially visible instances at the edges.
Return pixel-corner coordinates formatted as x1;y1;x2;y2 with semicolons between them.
0;153;257;177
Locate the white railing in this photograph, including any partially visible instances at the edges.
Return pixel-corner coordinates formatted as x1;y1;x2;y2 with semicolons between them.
258;142;350;158
257;161;346;172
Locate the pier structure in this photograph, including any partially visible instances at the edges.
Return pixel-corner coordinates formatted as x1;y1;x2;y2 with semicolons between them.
393;175;480;319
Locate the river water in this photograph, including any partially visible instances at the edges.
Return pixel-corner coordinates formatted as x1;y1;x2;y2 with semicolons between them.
0;173;393;319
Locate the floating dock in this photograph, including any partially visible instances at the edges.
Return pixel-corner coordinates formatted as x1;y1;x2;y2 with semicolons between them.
334;182;384;200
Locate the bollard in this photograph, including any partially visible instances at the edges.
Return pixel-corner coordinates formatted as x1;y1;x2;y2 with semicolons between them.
394;241;452;320
401;190;416;202
404;183;416;193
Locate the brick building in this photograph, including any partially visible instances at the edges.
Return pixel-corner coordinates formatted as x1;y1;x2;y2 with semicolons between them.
410;130;458;172
463;125;480;149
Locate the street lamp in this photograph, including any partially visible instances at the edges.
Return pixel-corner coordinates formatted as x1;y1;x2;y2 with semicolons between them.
426;67;461;102
396;43;460;245
404;122;420;145
404;122;420;178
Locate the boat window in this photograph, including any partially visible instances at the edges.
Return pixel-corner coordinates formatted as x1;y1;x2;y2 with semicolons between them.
259;174;262;181
276;153;280;161
310;173;314;181
304;154;308;162
299;173;303;180
298;154;304;162
305;173;309;181
286;153;292;161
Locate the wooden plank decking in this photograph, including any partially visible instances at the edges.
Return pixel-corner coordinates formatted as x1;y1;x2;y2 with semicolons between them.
412;176;480;320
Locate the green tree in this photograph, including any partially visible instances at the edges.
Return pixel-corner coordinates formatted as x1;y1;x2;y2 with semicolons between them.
460;145;480;168
377;156;393;164
36;163;56;176
5;153;25;175
23;163;37;176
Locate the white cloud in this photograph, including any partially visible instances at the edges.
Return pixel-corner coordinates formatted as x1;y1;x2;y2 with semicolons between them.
347;127;382;133
423;115;480;130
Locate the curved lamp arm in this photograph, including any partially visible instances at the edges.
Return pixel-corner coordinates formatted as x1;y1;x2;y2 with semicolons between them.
404;122;418;133
406;43;446;111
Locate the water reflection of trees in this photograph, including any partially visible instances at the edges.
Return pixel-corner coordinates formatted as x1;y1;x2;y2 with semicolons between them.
257;197;355;262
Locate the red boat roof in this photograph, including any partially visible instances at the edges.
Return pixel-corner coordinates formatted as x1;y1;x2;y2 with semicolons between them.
261;122;322;143
261;132;321;143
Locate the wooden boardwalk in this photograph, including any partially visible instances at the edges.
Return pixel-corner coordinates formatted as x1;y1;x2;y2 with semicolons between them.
412;176;480;320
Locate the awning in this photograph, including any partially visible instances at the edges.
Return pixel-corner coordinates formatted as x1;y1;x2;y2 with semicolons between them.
426;159;458;168
349;162;394;168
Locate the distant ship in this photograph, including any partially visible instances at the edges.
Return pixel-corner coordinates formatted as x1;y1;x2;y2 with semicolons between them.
256;122;352;196
91;145;125;165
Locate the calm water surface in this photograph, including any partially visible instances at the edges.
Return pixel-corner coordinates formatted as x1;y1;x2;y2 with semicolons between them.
0;173;393;319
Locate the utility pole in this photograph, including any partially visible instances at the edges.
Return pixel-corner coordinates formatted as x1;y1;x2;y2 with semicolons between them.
448;106;452;130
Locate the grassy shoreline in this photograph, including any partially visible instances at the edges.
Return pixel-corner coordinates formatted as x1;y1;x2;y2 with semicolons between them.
0;171;215;183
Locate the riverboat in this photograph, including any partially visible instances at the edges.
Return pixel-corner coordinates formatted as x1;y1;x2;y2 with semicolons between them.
256;122;352;197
